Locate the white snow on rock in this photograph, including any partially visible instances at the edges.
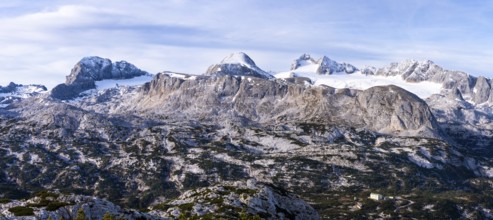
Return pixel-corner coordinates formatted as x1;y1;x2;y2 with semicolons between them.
94;75;154;90
161;71;197;80
408;153;434;169
275;69;442;99
219;52;274;79
221;52;257;68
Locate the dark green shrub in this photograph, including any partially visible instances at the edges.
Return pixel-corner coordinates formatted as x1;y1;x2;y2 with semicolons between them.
35;191;59;199
46;201;70;211
8;206;34;216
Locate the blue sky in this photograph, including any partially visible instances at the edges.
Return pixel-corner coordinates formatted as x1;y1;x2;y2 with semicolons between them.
1;0;493;88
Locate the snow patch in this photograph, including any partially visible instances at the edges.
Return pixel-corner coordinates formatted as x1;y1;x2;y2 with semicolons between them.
481;166;493;178
95;75;153;90
408;152;434;169
275;70;442;99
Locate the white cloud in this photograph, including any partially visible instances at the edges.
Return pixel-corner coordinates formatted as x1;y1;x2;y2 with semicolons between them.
1;0;493;88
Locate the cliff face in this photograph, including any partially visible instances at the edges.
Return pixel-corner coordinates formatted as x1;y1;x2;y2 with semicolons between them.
51;57;148;100
136;74;441;138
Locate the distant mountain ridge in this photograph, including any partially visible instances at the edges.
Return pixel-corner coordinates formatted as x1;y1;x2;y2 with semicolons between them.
0;82;47;108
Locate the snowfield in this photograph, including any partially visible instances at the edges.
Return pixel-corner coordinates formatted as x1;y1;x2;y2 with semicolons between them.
275;62;443;99
94;74;154;90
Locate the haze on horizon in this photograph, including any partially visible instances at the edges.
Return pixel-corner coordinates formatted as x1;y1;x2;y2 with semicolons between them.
1;0;493;89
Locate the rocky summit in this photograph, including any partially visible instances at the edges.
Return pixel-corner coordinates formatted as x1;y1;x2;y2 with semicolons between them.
50;56;149;100
1;53;493;219
205;52;274;79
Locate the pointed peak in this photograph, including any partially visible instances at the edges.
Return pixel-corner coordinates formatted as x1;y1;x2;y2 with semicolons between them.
220;52;256;67
291;53;317;70
318;55;336;64
205;52;273;79
291;54;358;74
297;53;314;61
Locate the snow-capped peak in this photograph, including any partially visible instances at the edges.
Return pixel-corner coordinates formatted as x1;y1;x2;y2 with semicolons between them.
290;54;358;75
205;52;274;79
79;56;112;70
290;53;317;70
220;52;257;68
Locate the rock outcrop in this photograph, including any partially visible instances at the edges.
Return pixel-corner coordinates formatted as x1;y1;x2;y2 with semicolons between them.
151;180;320;219
50;56;148;100
0;193;158;220
136;74;441;138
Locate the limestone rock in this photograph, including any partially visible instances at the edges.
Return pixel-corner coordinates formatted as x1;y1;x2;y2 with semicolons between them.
51;56;148;100
136;74;442;138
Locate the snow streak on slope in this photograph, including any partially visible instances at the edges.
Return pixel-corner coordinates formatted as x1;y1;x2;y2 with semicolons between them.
276;63;442;99
94;75;154;90
68;75;154;103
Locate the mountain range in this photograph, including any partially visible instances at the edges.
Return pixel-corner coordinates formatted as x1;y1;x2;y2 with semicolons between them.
1;52;493;219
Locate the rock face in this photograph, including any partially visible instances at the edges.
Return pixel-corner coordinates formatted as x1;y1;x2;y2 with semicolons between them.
151;180;320;219
291;54;358;74
50;56;148;100
356;85;440;136
136;74;441;138
205;52;274;79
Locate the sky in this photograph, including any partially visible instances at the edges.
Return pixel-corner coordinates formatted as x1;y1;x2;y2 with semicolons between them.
1;0;493;89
